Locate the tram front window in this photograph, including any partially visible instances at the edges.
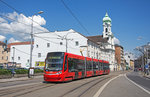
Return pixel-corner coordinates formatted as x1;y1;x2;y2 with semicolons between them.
45;52;64;71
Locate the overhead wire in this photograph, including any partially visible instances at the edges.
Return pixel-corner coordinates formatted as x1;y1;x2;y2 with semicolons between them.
0;0;63;38
0;0;45;29
14;47;46;57
61;0;91;36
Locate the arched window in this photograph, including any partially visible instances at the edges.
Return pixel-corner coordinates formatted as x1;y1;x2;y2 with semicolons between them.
105;28;108;32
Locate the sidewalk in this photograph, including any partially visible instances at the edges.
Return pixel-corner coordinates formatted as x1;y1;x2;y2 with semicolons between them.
0;75;43;83
138;71;150;79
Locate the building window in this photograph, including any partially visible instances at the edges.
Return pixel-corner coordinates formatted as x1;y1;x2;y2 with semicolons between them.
75;41;79;46
6;56;8;60
47;43;50;47
2;56;3;60
12;57;14;60
60;42;63;45
38;53;41;58
106;28;108;32
18;57;20;60
27;59;29;63
36;45;38;48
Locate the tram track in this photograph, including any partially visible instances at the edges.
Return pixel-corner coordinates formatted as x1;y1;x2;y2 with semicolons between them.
60;71;127;97
60;74;115;97
0;82;56;97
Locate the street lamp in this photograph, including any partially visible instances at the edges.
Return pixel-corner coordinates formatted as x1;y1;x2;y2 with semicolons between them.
28;11;44;78
57;30;76;53
12;47;15;77
65;32;75;52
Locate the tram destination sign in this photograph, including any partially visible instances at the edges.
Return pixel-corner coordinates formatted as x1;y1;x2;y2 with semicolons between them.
48;56;61;59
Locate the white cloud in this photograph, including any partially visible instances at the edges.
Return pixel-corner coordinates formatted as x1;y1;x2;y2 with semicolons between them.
0;17;8;23
0;35;6;41
8;37;20;43
114;37;120;45
0;12;49;41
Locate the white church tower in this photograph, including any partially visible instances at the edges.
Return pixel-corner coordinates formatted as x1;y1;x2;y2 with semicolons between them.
102;12;115;71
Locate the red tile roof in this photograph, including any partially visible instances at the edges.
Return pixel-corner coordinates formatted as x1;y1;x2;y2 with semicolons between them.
0;41;5;45
7;41;34;48
86;35;108;44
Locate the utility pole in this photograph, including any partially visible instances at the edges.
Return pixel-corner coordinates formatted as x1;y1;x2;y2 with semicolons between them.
12;47;15;77
64;31;75;53
28;11;43;78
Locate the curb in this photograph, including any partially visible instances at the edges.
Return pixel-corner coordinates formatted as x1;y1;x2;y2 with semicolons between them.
0;75;43;83
143;75;150;79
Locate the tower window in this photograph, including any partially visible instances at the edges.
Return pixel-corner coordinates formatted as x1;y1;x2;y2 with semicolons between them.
106;28;108;32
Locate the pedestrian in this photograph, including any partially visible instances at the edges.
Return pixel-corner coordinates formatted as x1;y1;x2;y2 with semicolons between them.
145;64;149;75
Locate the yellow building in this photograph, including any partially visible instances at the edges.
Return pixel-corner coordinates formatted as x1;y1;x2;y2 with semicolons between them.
130;60;134;70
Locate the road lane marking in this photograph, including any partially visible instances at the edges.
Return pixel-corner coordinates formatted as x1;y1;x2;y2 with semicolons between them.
125;74;150;95
93;74;123;97
0;82;42;90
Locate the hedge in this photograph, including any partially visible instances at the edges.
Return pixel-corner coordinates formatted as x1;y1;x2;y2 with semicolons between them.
0;69;43;75
15;69;28;74
34;69;43;73
0;69;11;75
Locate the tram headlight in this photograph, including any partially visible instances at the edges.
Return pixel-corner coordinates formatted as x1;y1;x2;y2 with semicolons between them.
56;71;62;74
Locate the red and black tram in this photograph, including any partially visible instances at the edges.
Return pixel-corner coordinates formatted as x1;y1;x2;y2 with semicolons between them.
44;52;110;82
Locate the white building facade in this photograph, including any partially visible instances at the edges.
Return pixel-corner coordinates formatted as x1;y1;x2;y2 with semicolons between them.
32;29;89;67
9;42;31;68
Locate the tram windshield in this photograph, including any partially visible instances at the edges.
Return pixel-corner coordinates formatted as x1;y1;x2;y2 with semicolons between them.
45;52;64;71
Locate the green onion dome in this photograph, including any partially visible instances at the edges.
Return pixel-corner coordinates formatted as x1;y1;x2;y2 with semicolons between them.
103;13;111;23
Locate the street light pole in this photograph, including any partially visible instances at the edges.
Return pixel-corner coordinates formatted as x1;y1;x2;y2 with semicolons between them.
12;47;15;77
64;31;75;53
28;11;43;78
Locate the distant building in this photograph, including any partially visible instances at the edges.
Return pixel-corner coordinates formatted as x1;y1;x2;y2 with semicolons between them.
0;41;9;68
115;44;124;70
8;41;32;68
124;52;134;69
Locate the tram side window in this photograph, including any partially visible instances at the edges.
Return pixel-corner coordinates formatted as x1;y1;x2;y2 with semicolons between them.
104;63;107;70
64;56;67;71
68;58;75;72
86;60;92;71
101;63;104;70
76;59;85;71
93;61;99;70
99;62;101;70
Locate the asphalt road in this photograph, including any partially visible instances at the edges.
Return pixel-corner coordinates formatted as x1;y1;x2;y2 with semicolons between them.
127;72;150;92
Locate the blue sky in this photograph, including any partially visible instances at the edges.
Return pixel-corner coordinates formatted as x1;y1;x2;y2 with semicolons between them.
0;0;150;52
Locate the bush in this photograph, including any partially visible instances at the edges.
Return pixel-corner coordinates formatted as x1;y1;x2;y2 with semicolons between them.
34;69;43;73
15;69;28;74
0;69;11;75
